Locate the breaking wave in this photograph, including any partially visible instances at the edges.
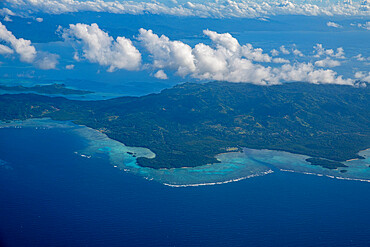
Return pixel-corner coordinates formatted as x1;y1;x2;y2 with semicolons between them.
1;118;369;187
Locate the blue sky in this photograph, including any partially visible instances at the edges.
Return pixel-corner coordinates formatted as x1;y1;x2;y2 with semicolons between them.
0;0;369;94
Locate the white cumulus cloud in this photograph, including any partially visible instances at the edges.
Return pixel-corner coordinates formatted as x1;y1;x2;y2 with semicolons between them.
313;44;345;59
279;45;290;55
314;58;341;68
139;29;353;85
0;8;15;17
270;49;279;56
34;52;59;70
358;21;370;30
354;54;367;61
276;63;351;85
0;43;13;55
355;71;370;83
139;28;280;84
292;48;304;57
0;21;58;69
0;8;15;23
62;23;141;72
137;28;195;76
0;21;36;62
65;64;75;70
3;16;12;22
154;70;168;79
272;57;290;64
327;21;341;28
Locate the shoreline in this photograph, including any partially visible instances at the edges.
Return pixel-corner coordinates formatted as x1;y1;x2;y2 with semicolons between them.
1;118;369;187
1;117;367;169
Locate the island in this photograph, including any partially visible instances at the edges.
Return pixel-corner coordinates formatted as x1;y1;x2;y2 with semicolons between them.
0;83;93;95
0;81;369;169
305;158;348;169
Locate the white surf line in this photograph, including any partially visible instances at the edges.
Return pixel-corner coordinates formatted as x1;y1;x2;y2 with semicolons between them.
163;170;274;187
280;169;370;183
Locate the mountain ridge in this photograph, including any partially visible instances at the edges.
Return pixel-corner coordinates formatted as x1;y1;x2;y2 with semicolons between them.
0;81;369;169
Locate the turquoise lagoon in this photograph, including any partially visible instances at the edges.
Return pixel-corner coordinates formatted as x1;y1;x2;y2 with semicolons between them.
1;118;369;186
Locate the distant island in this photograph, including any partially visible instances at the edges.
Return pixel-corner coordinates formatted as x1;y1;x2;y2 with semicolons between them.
0;81;369;170
0;83;93;95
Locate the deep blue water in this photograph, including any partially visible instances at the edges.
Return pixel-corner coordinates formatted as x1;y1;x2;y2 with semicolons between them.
0;127;370;247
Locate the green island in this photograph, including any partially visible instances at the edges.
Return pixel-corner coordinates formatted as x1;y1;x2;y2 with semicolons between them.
0;81;369;169
305;158;348;170
0;83;93;95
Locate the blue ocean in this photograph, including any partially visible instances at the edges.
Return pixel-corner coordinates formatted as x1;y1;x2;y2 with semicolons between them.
1;1;370;246
0;124;369;247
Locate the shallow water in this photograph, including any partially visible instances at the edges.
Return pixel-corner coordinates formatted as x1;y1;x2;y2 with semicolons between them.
0;120;370;247
236;148;370;183
1;118;369;187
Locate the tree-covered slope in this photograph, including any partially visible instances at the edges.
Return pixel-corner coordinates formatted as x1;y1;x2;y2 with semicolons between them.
0;82;369;169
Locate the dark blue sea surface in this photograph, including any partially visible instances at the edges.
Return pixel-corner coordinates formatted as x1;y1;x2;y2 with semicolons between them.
0;127;369;247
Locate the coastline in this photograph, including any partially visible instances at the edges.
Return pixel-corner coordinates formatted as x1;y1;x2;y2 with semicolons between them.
1;118;369;187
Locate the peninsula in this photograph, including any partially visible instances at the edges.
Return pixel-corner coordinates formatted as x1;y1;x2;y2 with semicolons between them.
0;81;369;169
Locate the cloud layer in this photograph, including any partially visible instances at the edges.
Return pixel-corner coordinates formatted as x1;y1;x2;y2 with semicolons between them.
0;21;58;69
0;21;364;86
357;21;370;30
4;0;370;18
0;21;36;62
62;23;141;72
138;28;353;85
